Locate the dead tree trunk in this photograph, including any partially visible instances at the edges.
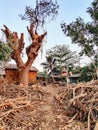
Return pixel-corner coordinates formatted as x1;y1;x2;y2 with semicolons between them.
2;24;47;86
17;67;29;86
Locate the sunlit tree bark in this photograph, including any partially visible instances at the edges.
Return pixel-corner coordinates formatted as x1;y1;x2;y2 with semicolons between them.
2;25;47;86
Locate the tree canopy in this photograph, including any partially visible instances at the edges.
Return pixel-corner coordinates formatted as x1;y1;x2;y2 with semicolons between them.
61;0;98;70
41;44;78;73
0;41;12;62
19;0;59;30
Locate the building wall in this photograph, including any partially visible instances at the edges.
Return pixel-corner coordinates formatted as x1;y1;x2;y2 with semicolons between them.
5;69;37;84
5;69;18;83
29;71;37;84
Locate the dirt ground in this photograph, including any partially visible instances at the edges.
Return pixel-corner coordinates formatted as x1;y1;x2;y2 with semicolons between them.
0;80;98;130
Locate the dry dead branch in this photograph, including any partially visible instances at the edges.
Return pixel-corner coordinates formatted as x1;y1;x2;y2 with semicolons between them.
55;81;98;130
0;80;98;129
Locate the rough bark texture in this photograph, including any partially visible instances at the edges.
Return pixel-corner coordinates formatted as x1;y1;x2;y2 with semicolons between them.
1;25;47;86
19;67;29;86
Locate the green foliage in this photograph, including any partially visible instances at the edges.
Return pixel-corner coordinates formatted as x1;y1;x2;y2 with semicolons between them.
87;0;98;22
61;17;97;58
0;41;12;61
61;0;98;80
41;44;78;73
79;63;96;82
61;0;98;67
41;54;55;73
47;44;78;70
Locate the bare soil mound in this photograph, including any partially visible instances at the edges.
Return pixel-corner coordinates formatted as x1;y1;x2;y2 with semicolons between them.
0;80;98;130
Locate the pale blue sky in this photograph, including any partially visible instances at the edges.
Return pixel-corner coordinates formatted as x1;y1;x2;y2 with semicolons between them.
0;0;93;70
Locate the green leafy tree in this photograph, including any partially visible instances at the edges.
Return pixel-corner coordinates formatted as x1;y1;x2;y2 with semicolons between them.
47;44;78;71
61;0;98;78
42;44;78;74
79;63;96;82
41;54;56;82
41;55;54;72
0;40;12;77
0;41;12;62
41;44;78;84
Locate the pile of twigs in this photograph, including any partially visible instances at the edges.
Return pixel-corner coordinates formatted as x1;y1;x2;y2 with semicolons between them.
0;82;50;130
55;80;98;130
0;79;98;130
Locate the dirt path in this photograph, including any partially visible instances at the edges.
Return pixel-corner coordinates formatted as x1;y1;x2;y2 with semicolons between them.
37;84;85;130
39;85;58;129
